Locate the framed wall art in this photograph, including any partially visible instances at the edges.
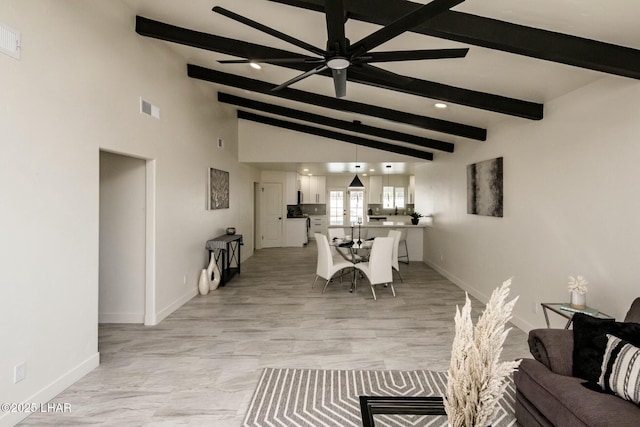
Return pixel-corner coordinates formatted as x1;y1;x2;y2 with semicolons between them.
208;168;229;210
467;157;503;217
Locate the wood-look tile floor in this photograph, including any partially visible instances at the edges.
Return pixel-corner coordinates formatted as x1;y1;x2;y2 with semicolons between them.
21;245;530;426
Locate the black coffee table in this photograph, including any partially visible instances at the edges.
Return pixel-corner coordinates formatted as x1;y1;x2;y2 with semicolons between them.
360;396;447;427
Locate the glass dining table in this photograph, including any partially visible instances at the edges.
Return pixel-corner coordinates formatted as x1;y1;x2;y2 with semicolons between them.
330;238;373;292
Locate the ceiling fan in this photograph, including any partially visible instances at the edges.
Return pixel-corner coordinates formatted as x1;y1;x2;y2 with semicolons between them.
213;0;468;98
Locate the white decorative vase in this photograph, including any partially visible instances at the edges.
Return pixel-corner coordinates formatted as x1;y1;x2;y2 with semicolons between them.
570;291;586;310
198;269;210;295
207;256;221;291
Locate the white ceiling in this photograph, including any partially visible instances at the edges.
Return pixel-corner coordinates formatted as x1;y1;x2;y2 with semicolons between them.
121;0;640;175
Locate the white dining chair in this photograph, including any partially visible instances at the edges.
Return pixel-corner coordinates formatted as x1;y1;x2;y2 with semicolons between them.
387;229;404;282
397;228;409;264
313;233;353;293
327;227;346;241
354;236;395;300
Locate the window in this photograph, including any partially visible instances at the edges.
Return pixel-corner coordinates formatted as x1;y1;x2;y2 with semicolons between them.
383;186;405;209
383;186;394;209
329;190;344;225
349;190;365;225
395;187;405;208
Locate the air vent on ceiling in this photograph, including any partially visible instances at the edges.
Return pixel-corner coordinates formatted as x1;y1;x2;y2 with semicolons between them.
0;22;21;60
140;97;160;119
217;138;224;149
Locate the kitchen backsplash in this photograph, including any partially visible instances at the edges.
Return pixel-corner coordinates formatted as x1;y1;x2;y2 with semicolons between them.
367;204;415;215
300;204;326;215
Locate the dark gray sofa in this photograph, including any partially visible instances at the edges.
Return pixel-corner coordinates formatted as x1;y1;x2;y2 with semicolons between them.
514;298;640;427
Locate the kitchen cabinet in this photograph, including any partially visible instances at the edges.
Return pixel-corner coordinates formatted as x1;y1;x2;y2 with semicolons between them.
308;215;326;238
285;218;307;247
408;175;415;204
368;175;382;204
285;171;299;205
300;175;326;204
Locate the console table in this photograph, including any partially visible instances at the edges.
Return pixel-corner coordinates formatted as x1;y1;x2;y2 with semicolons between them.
206;234;243;286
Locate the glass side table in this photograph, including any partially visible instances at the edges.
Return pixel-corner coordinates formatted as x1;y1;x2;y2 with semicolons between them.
541;303;614;328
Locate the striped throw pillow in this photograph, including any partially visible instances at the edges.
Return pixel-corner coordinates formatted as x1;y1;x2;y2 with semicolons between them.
598;334;640;405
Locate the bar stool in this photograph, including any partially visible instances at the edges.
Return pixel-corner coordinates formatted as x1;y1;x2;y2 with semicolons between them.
397;229;409;264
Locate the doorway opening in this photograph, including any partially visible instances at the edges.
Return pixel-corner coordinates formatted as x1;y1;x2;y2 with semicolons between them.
98;151;155;326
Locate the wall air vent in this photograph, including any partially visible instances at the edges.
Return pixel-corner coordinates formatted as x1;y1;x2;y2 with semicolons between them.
0;23;21;60
140;97;160;119
217;137;224;149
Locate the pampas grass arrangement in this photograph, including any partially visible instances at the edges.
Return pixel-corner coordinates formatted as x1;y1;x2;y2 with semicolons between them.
444;278;521;427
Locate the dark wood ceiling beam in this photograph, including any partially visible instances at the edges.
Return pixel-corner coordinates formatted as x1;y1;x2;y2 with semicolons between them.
237;110;434;161
218;92;455;152
269;0;640;80
188;64;486;140
136;16;542;120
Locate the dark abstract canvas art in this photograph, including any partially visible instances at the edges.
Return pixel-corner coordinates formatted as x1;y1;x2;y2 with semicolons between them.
209;168;229;210
467;157;503;217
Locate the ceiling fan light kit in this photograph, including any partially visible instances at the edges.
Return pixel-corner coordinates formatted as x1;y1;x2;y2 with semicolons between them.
213;0;468;98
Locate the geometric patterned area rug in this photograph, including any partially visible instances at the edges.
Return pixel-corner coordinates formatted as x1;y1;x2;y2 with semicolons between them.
242;368;517;427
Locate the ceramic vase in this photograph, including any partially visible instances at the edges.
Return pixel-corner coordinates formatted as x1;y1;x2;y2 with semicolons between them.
570;291;586;310
207;256;221;291
198;269;210;295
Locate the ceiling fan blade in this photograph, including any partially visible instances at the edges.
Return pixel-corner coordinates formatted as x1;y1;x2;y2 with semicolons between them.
332;68;347;98
350;63;414;87
356;48;469;63
350;0;465;57
272;64;329;91
212;6;325;56
324;0;348;55
218;57;325;64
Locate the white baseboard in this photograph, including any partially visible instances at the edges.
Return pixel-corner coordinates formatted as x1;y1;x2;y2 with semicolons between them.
424;258;535;333
0;353;100;427
149;287;198;326
98;312;145;324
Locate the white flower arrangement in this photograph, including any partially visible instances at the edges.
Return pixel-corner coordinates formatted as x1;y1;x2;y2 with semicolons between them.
568;275;588;295
445;278;521;427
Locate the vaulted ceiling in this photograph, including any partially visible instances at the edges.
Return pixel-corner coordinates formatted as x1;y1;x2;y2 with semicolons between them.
123;0;640;173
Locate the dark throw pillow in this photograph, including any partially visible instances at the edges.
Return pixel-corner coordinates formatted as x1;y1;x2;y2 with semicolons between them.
572;313;640;383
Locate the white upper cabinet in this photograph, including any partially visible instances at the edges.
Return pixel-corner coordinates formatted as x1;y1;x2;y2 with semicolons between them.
285;171;299;205
300;175;326;204
408;175;415;204
368;175;382;204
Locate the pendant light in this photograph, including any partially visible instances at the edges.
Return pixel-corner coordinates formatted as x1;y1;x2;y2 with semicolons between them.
348;145;364;190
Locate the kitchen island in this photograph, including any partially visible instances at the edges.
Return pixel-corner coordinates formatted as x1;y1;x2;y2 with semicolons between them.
327;221;426;262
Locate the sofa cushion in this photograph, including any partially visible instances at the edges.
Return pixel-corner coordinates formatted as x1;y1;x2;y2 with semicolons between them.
572;313;640;382
598;334;640;405
515;358;640;427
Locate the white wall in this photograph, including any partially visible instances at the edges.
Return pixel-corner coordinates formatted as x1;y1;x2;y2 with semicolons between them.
416;77;640;331
99;151;146;323
0;1;259;424
238;120;420;163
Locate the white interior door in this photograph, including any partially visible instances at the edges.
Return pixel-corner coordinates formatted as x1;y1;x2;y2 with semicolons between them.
261;182;283;248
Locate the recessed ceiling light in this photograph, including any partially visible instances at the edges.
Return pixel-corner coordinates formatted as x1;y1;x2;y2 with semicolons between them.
303;168;309;172
249;62;261;70
363;173;367;177
369;169;375;172
435;102;447;109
